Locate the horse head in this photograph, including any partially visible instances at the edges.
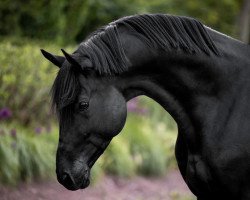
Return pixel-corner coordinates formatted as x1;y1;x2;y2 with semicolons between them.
41;49;127;190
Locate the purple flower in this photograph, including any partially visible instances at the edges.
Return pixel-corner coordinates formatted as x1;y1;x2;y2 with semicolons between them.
35;127;42;135
127;98;148;115
10;129;17;139
127;98;139;113
0;107;12;120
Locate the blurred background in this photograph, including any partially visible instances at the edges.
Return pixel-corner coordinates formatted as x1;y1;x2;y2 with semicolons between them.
0;0;249;200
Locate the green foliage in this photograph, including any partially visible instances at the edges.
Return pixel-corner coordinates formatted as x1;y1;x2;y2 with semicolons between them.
0;130;19;185
103;113;177;177
0;0;242;44
104;135;136;177
17;134;55;182
0;0;77;43
0;39;74;126
0;124;58;185
119;115;176;176
0;0;136;44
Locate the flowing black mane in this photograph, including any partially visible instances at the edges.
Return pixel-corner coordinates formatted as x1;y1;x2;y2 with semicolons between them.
75;14;220;75
52;14;220;118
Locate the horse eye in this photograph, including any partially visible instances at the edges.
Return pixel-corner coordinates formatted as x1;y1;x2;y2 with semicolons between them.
79;101;89;111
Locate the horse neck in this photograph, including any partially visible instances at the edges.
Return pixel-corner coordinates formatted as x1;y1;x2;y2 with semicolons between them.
116;37;243;152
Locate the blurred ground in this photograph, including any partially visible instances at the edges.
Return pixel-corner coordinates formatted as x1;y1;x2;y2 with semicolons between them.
0;170;195;200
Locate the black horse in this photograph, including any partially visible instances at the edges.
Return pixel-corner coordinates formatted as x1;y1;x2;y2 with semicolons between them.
41;14;250;199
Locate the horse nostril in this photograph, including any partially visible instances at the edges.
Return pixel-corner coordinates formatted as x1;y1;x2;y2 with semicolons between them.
61;171;75;188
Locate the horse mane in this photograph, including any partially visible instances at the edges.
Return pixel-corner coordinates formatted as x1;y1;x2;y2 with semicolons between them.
52;14;220;118
75;14;220;75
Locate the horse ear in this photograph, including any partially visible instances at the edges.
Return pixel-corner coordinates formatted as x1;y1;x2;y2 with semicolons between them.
41;49;65;68
61;49;82;72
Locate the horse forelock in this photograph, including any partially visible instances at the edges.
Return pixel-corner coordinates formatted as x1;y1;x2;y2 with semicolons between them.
51;64;79;123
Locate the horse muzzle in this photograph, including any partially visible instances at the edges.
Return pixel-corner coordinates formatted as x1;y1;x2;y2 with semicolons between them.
57;164;90;191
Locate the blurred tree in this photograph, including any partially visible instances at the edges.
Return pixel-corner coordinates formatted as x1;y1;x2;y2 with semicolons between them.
0;0;66;42
0;40;62;126
59;0;89;44
0;0;243;44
